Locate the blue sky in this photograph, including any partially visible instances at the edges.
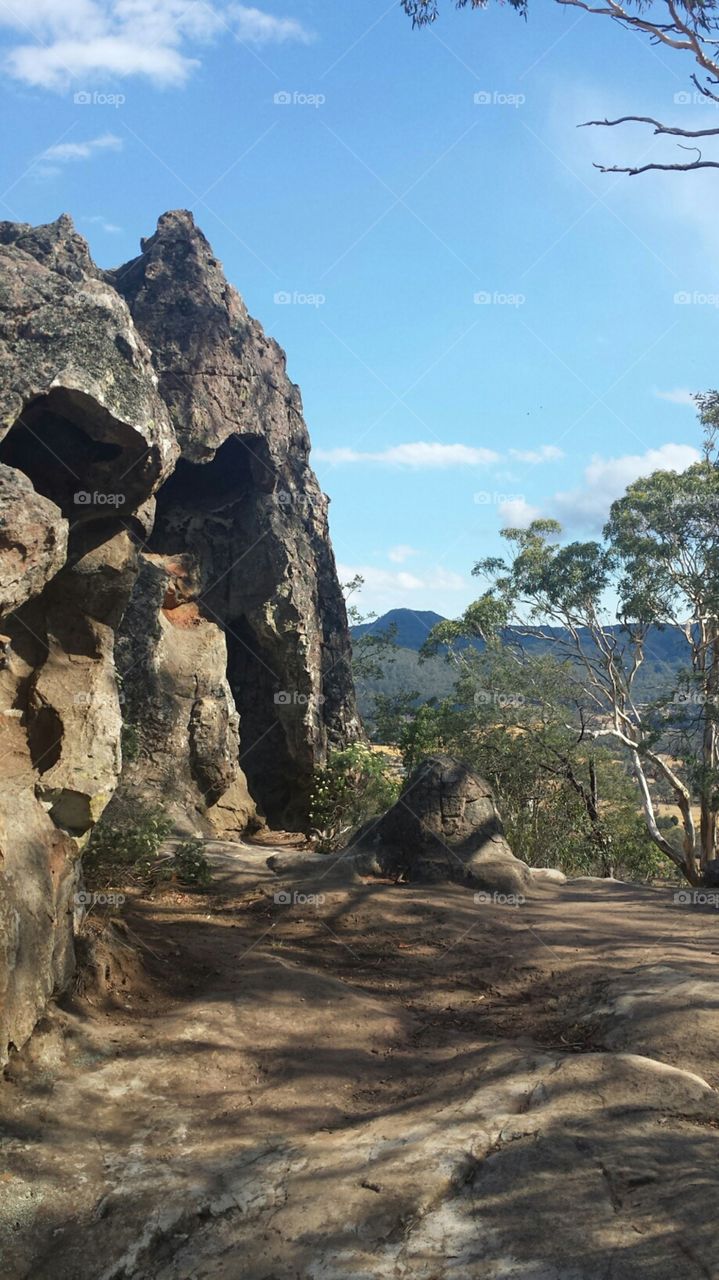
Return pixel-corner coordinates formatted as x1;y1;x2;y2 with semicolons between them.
1;1;718;616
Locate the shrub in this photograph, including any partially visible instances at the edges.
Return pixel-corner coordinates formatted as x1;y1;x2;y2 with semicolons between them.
84;812;212;890
309;744;401;850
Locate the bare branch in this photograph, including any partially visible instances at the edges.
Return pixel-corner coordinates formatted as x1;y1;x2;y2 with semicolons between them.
579;115;719;139
593;149;719;175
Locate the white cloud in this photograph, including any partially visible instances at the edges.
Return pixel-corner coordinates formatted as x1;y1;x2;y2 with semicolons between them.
498;496;542;528
316;443;501;468
42;133;123;162
550;443;701;531
339;562;468;613
509;445;564;464
83;214;123;232
0;1;312;90
388;544;417;564
654;388;697;407
231;4;313;45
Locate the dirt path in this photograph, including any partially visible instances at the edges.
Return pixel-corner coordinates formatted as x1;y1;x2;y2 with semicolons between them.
2;844;719;1279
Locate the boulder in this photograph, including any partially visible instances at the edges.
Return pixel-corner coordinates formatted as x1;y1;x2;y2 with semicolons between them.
355;754;533;891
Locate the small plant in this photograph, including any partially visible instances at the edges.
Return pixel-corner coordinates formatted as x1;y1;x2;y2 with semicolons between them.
84;806;173;886
85;810;213;891
309;743;400;851
165;838;213;888
121;722;140;763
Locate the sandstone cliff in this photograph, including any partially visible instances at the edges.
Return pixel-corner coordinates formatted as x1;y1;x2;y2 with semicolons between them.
0;211;360;1063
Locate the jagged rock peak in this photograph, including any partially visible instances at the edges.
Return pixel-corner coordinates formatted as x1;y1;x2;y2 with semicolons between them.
0;212;98;281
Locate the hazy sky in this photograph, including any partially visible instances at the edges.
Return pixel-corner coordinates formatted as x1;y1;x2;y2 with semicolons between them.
2;0;717;615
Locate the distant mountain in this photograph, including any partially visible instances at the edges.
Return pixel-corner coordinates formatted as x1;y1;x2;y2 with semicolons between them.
351;608;445;651
350;608;691;714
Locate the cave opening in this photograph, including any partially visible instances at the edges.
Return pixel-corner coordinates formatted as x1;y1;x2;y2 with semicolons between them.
151;432;300;826
0;390;150;549
226;616;298;827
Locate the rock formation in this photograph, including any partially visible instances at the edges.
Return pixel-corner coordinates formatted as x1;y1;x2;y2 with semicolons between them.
355;754;532;892
0;211;360;1064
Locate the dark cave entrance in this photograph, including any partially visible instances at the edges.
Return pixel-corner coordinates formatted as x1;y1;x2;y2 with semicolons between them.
151;433;299;826
0;390;151;555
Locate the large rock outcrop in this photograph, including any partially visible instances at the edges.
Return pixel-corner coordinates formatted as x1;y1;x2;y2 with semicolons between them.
355;754;532;892
107;210;361;827
0;211;359;1063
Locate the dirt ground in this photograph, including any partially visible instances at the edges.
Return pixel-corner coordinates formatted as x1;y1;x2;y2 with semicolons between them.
2;842;719;1279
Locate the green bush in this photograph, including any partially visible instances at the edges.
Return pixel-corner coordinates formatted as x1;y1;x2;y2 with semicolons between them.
161;838;212;888
84;812;212;890
309;744;401;851
84;806;172;883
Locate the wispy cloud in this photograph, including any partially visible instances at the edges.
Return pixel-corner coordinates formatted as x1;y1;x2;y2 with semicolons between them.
42;133;122;162
654;388;697;407
0;1;313;90
509;445;564;464
498;496;542;527
231;5;314;46
507;443;701;532
388;544;417;564
83;213;123;232
315;441;564;469
339;561;467;611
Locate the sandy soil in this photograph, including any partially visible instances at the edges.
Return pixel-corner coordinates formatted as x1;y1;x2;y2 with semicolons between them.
2;843;719;1279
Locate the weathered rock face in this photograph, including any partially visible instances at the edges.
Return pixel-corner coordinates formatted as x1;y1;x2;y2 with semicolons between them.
112;550;257;836
0;211;359;1062
0;213;179;1065
356;754;532;891
108;210;361;827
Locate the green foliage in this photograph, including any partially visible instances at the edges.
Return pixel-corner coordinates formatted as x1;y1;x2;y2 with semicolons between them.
85;806;172;882
371;689;421;744
309;744;401;850
84;810;212;890
399;700;453;771
150;838;213;888
345;574;399;682
401;0;527;26
121;722;140;763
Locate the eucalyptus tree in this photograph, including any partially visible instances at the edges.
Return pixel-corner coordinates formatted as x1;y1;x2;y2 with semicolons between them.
401;0;719;175
424;409;719;883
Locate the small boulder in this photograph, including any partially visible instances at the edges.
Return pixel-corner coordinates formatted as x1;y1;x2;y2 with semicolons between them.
354;754;532;891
